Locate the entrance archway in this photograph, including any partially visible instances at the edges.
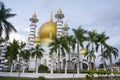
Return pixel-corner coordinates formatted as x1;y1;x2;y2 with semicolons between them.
82;63;88;70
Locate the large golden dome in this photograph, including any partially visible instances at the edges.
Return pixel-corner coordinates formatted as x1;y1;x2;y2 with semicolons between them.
37;19;57;43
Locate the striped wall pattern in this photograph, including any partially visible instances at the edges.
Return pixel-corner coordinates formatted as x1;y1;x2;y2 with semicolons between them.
0;41;7;71
55;14;64;38
29;23;36;48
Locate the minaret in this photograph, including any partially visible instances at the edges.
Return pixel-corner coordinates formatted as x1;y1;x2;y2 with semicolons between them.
63;22;69;36
55;9;64;37
29;13;38;48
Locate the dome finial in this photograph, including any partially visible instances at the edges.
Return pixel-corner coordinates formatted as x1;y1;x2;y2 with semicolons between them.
32;12;37;18
50;11;53;21
57;8;62;14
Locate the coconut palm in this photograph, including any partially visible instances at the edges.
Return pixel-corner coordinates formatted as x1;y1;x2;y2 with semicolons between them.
49;36;69;71
31;44;44;72
0;2;16;40
86;30;99;70
84;49;96;70
22;49;31;61
72;26;87;71
64;35;76;70
18;42;26;56
97;32;109;70
104;45;119;70
5;39;19;70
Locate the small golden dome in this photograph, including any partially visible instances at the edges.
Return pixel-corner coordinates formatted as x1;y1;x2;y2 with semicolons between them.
38;20;57;43
34;37;41;43
81;48;87;55
57;9;62;14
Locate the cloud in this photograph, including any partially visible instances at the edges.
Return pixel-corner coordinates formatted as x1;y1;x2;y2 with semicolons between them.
10;33;26;42
9;25;29;42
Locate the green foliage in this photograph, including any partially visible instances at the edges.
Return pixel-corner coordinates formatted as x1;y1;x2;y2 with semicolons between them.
38;65;49;73
112;71;120;75
35;76;45;80
84;70;111;79
96;70;110;75
84;70;95;80
0;1;17;40
83;70;111;75
84;70;96;74
86;74;94;80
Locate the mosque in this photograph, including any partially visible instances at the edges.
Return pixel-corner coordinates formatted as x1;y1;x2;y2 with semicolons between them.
26;9;89;72
0;9;89;72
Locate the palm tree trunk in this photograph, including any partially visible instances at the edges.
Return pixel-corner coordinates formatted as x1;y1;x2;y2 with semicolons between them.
35;57;37;73
109;52;113;71
92;43;95;70
58;48;61;72
9;57;13;71
0;26;2;37
68;43;70;70
101;44;106;70
68;54;70;70
77;42;80;71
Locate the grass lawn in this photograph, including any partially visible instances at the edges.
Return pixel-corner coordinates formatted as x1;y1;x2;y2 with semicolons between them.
1;76;120;80
0;77;34;80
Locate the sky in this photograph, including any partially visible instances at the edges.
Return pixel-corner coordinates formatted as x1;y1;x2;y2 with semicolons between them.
2;0;120;66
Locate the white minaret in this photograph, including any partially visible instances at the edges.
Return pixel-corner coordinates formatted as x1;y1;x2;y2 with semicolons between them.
28;13;39;70
63;22;69;36
55;9;64;38
29;13;39;48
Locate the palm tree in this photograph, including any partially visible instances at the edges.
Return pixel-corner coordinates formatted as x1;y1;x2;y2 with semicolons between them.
86;30;99;70
64;35;76;70
0;2;16;40
18;42;26;56
31;44;44;73
97;32;109;70
5;39;19;71
84;49;96;70
72;26;87;71
49;36;69;71
104;45;119;70
22;49;31;61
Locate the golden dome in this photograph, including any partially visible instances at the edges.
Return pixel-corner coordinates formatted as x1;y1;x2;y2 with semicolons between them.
34;37;41;43
38;19;57;43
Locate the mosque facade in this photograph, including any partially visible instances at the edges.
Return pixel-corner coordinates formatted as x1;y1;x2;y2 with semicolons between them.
26;9;89;72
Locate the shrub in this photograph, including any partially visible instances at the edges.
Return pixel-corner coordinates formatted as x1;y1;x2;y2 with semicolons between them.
86;74;94;80
84;70;96;74
113;71;120;75
36;76;45;80
96;70;110;75
38;65;49;73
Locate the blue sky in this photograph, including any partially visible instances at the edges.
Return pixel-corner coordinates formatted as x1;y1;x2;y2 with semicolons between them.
2;0;120;65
